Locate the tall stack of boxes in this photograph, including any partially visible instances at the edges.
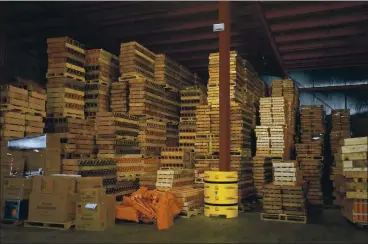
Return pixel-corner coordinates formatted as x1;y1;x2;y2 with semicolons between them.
46;37;86;120
179;86;207;150
0;85;29;139
296;105;325;206
261;160;308;223
340;137;368;225
330;109;351;206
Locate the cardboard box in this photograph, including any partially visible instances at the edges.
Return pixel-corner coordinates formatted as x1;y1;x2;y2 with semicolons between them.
32;176;76;194
77;177;103;193
80;188;106;202
2;177;33;200
76;195;116;231
76;201;108;231
28;193;77;223
46;134;61;149
22;149;61;171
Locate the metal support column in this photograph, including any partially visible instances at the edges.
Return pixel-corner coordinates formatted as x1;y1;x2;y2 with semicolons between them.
219;1;230;171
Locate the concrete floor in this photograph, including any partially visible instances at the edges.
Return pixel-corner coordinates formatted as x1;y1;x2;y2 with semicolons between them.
1;209;367;243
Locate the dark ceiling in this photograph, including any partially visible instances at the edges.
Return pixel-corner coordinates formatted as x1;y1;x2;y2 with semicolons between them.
4;1;368;82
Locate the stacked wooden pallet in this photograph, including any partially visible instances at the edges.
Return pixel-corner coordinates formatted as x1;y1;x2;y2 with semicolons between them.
155;54;186;91
296;105;325;206
138;118;166;156
164;89;181;146
271;79;299;109
160;147;194;169
330;109;351;206
46;37;85;82
85;49;119;86
194;105;211;156
128;76;179;123
179;86;207;150
252;156;273;196
95;112;140;158
255;97;293;158
110;79;128;113
172;188;204;218
155;168;194;192
331;109;351;155
61;158;122;195
1;85;37;139
44;117;95;158
261;182;308;224
340;137;368;227
115;154;144;181
84;83;110;119
120;42;155;81
46;80;85;120
272;160;303;186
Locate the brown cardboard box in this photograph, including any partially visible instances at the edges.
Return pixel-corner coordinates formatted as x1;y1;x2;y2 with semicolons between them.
106;195;116;227
76;195;115;231
28;193;77;223
46;134;61;149
76;177;103;193
0;151;25;177
2;177;33;200
80;188;106;202
32;176;76;194
22;149;61;171
76;201;108;231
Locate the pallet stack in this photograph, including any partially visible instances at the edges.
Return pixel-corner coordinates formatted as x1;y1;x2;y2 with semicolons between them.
160;147;194;169
46;37;85;82
1;85;29;139
44;118;95;158
84;83;110;119
296;105;325;206
256;97;293;158
164;89;181;147
85;49;119;86
120;42;155;82
172;188;204;218
155;54;188;91
261;182;308;224
95;112;140;158
272;160;303;186
261;159;308;224
252;156;273;197
331;109;351;155
179;85;207;150
340;137;368;226
61;158;117;194
110;79;128;113
155;168;194;192
330;109;351;206
138;118;166;156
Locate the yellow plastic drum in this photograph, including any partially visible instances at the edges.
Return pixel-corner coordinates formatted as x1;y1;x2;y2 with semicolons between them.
204;171;238;182
204;183;238;204
204;204;238;219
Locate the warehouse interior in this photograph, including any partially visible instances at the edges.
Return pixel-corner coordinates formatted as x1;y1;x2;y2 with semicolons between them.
1;1;368;243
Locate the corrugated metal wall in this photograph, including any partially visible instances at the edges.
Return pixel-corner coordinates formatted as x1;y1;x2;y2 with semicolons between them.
261;66;368;115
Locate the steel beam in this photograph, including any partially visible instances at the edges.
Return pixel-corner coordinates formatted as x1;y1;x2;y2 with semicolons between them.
287;61;368;70
257;3;288;77
282;47;368;61
278;38;365;52
219;1;231;172
299;84;368;92
271;13;368;32
265;1;368;19
275;26;365;43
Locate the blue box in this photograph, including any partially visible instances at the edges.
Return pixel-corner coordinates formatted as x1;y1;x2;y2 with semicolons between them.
3;200;29;220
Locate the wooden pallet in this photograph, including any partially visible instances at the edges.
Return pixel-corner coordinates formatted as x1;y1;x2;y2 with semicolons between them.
260;213;307;224
24;220;75;230
1;219;24;226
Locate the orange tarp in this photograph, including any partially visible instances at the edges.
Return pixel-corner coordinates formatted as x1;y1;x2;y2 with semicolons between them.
115;187;182;230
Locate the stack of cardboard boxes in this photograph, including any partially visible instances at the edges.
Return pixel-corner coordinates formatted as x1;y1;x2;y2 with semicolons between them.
24;175;115;231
